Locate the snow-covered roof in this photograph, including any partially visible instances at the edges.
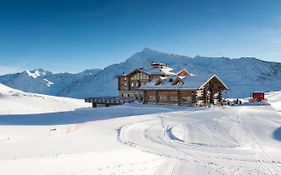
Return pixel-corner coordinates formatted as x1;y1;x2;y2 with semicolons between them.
118;73;128;77
157;76;178;84
117;62;192;77
172;68;191;75
141;67;176;76
252;91;265;93
140;74;228;90
118;66;177;77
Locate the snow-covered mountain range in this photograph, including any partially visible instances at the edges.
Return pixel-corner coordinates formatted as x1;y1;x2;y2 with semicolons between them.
0;68;101;96
1;48;281;98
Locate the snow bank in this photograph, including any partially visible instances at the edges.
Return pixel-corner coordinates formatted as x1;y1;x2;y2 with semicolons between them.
266;91;281;114
0;83;90;114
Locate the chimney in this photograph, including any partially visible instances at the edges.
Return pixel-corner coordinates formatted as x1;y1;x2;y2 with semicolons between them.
150;62;167;69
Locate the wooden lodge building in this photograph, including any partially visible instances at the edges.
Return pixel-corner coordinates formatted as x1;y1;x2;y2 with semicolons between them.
117;62;228;106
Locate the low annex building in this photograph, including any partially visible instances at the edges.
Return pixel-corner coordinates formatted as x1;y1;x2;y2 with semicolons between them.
117;62;228;106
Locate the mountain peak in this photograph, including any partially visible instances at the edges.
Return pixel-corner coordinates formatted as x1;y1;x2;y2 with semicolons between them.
79;69;102;75
23;68;52;79
139;48;169;56
141;47;158;52
31;68;51;74
237;57;258;61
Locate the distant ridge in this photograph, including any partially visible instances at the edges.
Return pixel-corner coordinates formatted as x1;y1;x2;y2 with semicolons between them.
1;48;281;98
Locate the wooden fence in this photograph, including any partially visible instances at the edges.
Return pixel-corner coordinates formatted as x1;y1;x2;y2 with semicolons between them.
85;97;132;107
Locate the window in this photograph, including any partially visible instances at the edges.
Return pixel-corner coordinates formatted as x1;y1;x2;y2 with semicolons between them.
182;97;192;102
124;77;127;80
170;96;178;101
131;83;134;87
121;94;124;97
127;94;130;97
149;96;155;100
124;83;127;86
135;94;138;100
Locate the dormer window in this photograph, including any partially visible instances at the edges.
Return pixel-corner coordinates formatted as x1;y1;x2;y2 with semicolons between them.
175;80;184;85
171;77;184;85
155;78;163;85
169;78;173;82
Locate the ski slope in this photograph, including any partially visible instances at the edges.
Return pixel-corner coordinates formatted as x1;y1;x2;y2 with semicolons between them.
267;91;281;115
119;105;281;174
0;83;91;114
0;105;179;175
0;84;281;175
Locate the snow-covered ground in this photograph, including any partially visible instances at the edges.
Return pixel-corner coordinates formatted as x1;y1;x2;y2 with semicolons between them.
0;84;281;175
119;105;281;174
0;83;91;114
267;91;281;115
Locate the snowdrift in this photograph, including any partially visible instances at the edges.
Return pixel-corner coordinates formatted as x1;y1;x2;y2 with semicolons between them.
0;83;90;114
266;91;281;113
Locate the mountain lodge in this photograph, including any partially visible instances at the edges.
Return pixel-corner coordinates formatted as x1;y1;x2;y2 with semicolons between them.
117;62;228;106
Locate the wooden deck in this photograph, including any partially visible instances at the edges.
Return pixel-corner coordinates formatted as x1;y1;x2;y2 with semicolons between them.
85;97;131;107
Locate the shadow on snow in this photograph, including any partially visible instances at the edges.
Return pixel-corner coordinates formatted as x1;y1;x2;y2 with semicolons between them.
273;127;281;141
0;104;189;126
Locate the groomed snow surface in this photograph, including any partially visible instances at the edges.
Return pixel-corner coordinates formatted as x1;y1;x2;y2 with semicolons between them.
0;84;281;175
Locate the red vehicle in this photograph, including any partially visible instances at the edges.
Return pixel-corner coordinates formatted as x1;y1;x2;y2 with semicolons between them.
251;91;265;101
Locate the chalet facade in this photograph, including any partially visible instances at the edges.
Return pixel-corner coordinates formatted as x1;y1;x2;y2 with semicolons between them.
117;62;228;106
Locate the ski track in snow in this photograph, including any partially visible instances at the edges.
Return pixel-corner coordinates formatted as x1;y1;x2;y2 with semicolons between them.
118;106;281;175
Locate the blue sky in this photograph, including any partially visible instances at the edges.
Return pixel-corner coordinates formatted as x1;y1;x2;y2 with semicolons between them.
0;0;281;74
